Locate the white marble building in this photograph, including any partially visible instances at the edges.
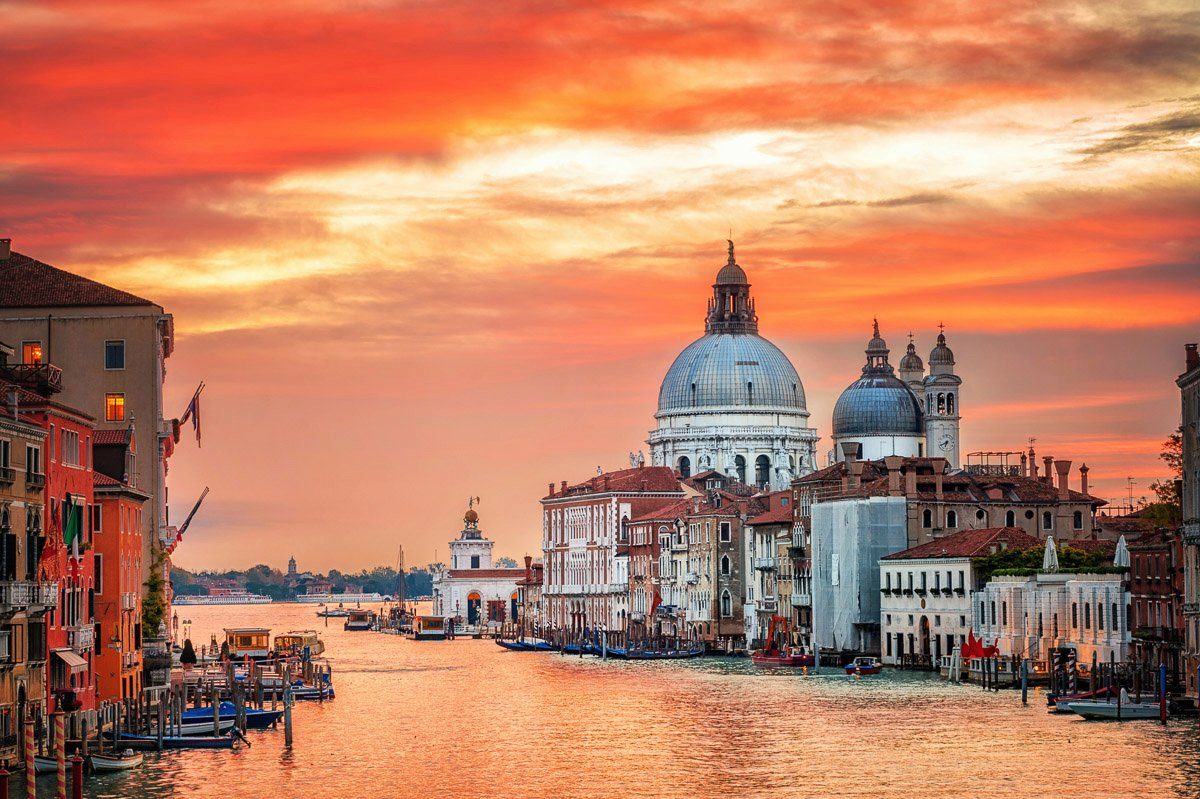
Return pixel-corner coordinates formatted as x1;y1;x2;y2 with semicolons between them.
973;571;1130;664
648;242;819;490
432;504;524;626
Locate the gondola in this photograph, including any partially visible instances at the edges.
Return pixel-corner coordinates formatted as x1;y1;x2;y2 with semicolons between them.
108;732;236;750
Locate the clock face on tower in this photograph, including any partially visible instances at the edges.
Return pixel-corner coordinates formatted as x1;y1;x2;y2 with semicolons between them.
938;435;954;452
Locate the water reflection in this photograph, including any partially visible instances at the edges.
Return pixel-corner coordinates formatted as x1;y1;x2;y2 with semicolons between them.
22;603;1200;799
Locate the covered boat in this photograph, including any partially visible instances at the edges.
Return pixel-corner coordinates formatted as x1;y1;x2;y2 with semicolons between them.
274;630;325;658
412;616;449;641
343;609;376;631
224;628;271;660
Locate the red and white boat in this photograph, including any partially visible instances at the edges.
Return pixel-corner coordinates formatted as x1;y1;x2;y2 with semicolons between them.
751;616;815;667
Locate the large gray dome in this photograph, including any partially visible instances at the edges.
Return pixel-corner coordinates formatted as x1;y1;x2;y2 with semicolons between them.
658;333;806;414
832;372;924;436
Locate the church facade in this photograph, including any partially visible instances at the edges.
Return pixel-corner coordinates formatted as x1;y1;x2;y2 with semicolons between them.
648;242;819;490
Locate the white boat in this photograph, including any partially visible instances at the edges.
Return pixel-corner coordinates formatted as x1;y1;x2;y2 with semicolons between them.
175;592;272;605
176;717;237;735
1067;699;1164;720
89;749;144;771
296;592;383;604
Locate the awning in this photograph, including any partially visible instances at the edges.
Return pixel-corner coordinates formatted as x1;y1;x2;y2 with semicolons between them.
52;649;88;673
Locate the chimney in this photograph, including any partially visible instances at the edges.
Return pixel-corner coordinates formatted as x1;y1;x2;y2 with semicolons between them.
1054;459;1072;500
561;480;567;494
1043;456;1054;485
524;555;533;581
5;386;17;418
904;467;917;497
693;497;701;514
840;442;859;464
1187;343;1200;372
0;239;9;261
848;460;865;490
1020;453;1028;478
1079;463;1089;496
603;474;610;491
548;482;555;497
884;456;903;496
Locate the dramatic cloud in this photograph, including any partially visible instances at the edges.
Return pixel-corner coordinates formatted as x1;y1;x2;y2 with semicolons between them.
2;0;1198;569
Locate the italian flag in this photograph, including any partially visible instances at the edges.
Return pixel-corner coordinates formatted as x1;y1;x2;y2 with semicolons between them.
62;496;81;547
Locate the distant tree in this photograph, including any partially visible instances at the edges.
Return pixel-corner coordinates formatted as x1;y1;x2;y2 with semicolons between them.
1147;426;1184;526
496;557;518;568
143;541;168;636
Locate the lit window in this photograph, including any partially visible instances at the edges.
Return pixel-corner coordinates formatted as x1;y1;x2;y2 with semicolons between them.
105;393;126;422
22;342;43;364
104;340;125;370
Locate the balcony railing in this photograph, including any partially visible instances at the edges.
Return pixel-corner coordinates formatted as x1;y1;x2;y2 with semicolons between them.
791;593;811;607
25;473;45;491
67;624;94;652
685;573;699;584
121;592;137;610
0;581;58;611
753;557;776;571
1;363;63;394
759;598;778;612
0;467;13;485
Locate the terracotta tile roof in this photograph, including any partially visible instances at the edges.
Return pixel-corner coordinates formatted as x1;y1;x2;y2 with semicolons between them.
629;498;693;523
0;252;155;308
883;527;1041;560
546;466;681;499
444;569;526;580
1060;538;1117;558
746;503;794;526
93;473;122;487
93;428;132;446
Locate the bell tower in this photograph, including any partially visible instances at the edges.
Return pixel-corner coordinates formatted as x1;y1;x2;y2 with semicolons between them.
923;326;962;468
449;497;494;570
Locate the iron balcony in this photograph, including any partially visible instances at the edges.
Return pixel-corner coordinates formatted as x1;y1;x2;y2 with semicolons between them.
0;467;14;485
25;472;45;491
753;557;776;571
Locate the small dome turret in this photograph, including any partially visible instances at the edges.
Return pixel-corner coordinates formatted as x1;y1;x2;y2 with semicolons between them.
929;329;956;375
899;338;924;373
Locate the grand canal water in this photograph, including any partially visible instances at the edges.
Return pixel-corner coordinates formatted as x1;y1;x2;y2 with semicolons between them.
32;602;1200;799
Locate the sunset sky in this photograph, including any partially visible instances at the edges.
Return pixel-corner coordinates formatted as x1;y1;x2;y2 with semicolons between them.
3;0;1198;571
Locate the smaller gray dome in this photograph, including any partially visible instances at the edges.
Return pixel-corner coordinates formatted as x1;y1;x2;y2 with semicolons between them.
930;332;954;365
716;261;748;284
899;341;923;372
832;373;924;437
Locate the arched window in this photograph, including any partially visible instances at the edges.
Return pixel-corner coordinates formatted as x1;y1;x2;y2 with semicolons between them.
1005;510;1016;527
947;394;955;414
754;455;770;488
1042;511;1052;530
1073;511;1083;530
721;590;732;618
747;381;753;402
734;455;746;484
937;393;946;413
947;511;958;528
922;509;933;528
975;509;987;522
678;456;691;479
1097;603;1104;630
720;555;731;576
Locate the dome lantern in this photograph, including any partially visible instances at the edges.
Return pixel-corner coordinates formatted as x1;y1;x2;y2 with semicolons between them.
705;240;758;335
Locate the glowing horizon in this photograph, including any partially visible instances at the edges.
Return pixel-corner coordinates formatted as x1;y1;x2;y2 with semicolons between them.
2;0;1197;570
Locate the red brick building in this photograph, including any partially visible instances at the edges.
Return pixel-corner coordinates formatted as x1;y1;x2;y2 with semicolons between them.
1129;528;1185;685
625;498;689;641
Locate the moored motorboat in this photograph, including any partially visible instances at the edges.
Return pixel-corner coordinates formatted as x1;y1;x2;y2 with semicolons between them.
1067;698;1164;720
109;733;236;750
89;749;143;771
752;615;814;667
496;640;533;651
181;702;284;730
1047;686;1114;713
844;657;882;675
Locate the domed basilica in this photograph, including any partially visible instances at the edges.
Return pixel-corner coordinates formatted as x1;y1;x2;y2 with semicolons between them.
648;242;819;489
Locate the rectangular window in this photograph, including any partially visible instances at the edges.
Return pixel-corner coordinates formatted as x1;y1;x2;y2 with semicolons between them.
0;440;8;469
92;505;101;532
719;522;731;542
61;430;80;467
21;342;43;364
25;445;41;477
470;555;480;569
105;393;126;422
104;340;125;370
94;553;103;594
